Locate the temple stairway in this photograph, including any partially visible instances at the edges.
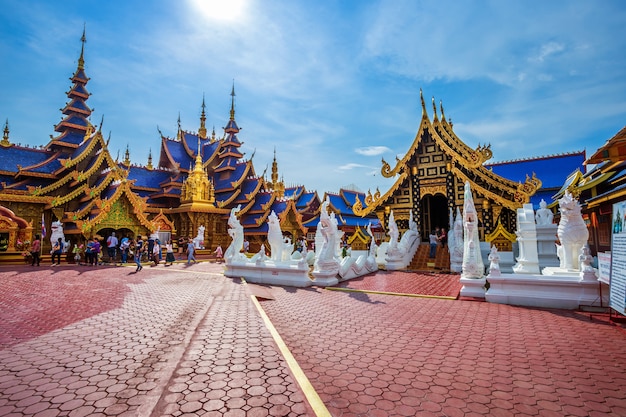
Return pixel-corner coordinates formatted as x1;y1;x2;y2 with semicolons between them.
408;243;450;272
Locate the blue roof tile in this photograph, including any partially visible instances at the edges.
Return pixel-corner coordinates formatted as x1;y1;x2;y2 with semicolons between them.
0;147;56;173
485;152;586;189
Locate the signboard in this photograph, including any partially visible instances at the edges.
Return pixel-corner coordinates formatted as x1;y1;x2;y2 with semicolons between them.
609;201;626;314
598;252;611;285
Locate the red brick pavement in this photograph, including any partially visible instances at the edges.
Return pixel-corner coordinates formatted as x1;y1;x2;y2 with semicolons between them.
259;285;626;417
333;271;463;298
3;263;626;417
0;263;311;416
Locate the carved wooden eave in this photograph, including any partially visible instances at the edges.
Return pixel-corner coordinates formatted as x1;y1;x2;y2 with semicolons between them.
278;199;307;234
354;171;409;217
452;166;525;210
0;192;51;204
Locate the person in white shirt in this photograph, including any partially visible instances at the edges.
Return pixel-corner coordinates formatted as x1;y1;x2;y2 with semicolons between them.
107;232;119;264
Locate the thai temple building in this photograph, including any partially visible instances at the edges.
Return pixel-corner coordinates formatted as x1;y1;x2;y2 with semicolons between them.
3;31;620;267
353;92;584;243
0;32;379;260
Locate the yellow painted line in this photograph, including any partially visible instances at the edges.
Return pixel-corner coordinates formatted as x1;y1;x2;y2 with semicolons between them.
243;279;331;417
325;286;457;300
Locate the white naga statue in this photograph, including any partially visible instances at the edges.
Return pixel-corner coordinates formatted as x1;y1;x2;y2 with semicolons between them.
267;211;286;261
535;199;554;225
387;210;399;251
556;191;589;270
461;182;484;278
449;207;464;272
225;205;244;261
315;198;340;269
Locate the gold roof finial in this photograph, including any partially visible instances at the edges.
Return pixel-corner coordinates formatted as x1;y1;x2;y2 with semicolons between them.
229;81;236;121
176;112;183;141
440;100;446;121
123;144;131;166
199;94;207;139
432;96;438;120
420;89;427;116
78;24;86;71
1;119;11;147
147;148;153;170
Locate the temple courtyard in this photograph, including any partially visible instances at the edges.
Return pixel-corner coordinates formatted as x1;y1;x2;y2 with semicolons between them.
1;262;626;417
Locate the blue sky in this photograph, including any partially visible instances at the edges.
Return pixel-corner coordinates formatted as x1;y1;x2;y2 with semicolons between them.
1;0;625;195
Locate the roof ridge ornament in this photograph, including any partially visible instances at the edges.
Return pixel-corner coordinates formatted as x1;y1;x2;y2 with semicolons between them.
1;119;11;148
420;89;427;117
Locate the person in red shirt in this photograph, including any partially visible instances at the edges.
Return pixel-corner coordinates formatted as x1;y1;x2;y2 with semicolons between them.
31;234;41;266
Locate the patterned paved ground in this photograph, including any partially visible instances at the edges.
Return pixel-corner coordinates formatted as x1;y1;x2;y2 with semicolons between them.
259;285;626;417
2;264;626;417
332;271;462;299
0;263;309;416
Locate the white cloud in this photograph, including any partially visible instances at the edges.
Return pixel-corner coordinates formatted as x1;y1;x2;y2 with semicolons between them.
355;146;391;156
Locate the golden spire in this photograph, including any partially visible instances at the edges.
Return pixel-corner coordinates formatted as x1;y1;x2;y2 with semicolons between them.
1;119;10;147
420;89;427;116
211;126;216;143
78;25;86;71
147;149;153;170
177;113;183;141
123;144;131;166
440;100;446;121
271;148;279;185
199;95;207;139
195;136;203;170
229;81;236;121
432;96;438;121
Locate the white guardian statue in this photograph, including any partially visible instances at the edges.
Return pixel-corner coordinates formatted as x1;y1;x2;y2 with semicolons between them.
461;182;484;279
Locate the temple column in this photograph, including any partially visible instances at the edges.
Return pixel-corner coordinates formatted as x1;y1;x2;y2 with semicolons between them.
411;166;421;232
482;200;494;236
446;164;455;213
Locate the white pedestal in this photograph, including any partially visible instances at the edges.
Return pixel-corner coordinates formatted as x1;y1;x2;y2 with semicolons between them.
460;277;486;298
485;273;606;309
225;261;313;287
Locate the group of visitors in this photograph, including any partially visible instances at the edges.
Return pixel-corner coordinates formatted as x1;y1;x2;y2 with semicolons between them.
27;230;228;267
429;226;448;258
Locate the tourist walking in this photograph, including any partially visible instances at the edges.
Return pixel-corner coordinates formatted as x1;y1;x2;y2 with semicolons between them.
429;230;438;258
152;239;161;266
439;227;447;247
30;234;41;266
120;236;130;263
89;237;101;266
51;237;63;266
106;232;118;264
72;242;83;265
165;240;175;266
214;244;223;263
135;238;144;272
187;237;196;264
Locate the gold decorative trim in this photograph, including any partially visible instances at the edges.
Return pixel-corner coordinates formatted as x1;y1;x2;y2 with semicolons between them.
354;172;408;217
420;184;446;197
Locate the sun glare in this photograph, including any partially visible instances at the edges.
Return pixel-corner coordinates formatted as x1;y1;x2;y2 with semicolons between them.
190;0;246;21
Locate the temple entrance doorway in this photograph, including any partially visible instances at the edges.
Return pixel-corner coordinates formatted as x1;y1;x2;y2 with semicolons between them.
420;194;449;240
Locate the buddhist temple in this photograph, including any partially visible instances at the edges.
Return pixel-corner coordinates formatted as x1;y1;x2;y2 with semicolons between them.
0;31;601;267
0;31;380;262
352;90;588;251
